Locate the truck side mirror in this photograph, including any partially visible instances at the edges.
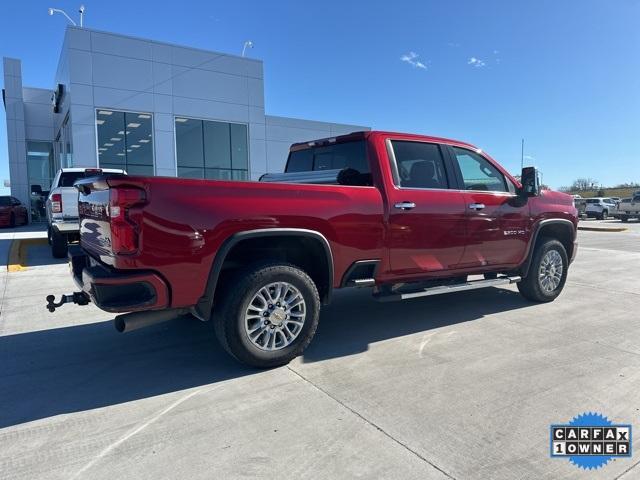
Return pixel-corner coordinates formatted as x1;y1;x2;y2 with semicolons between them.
520;166;541;197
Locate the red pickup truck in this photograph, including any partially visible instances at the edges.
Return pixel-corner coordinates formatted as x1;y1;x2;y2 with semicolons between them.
47;131;578;367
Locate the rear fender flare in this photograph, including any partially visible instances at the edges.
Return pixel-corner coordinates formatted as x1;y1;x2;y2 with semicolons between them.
194;228;334;321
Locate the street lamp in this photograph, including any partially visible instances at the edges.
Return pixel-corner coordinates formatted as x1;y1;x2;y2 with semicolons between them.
242;41;254;57
48;6;83;26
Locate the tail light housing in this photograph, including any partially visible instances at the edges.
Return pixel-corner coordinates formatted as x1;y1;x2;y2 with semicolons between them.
51;193;62;213
109;187;147;254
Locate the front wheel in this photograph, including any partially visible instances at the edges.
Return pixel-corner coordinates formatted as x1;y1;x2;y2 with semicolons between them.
518;238;568;302
621;216;629;223
600;210;608;220
214;262;321;368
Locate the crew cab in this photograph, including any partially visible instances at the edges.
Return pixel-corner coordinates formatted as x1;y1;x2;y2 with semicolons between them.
46;167;125;257
614;193;640;222
47;131;578;368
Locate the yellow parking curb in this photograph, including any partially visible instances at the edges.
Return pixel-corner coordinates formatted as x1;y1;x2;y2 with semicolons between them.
7;238;49;272
577;226;628;233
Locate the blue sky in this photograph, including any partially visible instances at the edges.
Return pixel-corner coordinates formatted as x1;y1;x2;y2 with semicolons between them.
1;0;639;193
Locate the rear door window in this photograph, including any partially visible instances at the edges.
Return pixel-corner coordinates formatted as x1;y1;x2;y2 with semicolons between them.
390;141;449;189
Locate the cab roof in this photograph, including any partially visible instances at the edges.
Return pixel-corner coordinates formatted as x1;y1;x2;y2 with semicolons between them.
289;130;480;152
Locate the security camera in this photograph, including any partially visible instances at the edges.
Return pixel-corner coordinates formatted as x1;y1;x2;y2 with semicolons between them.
79;5;85;13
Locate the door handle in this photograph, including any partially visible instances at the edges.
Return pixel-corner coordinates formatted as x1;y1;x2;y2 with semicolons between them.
468;203;486;211
394;201;416;210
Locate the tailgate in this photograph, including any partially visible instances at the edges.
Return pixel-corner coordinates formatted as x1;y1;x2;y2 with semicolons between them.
77;177;113;261
61;187;80;218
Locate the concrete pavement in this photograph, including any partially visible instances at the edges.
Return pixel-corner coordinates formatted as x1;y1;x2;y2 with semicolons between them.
1;220;639;479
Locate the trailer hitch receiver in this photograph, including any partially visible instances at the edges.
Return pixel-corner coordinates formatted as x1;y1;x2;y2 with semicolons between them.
46;292;90;312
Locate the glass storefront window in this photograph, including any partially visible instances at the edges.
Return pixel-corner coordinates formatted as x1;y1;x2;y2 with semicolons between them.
96;109;154;175
26;141;55;222
175;117;249;180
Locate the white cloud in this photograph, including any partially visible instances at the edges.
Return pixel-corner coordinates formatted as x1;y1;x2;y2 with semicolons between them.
401;51;428;70
467;57;486;68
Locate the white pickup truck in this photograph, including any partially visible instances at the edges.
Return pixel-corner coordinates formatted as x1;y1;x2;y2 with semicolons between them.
46;168;125;257
614;193;640;222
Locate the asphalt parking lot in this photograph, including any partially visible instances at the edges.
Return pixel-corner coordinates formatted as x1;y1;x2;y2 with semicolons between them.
1;220;639;480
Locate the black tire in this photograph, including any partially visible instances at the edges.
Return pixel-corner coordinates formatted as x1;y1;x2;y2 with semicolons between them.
484;272;498;280
51;229;68;258
600;210;608;220
621;216;628;223
9;213;15;228
213;262;321;368
518;237;568;303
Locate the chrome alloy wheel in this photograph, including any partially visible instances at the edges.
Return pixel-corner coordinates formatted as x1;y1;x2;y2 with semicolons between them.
538;250;563;293
244;282;306;351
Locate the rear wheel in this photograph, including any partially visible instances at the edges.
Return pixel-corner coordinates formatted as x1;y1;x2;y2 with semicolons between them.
518;238;568;302
50;229;68;258
214;262;320;368
621;216;629;223
9;213;15;228
600;210;608;220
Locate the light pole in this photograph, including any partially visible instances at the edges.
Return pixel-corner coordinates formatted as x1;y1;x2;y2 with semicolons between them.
242;41;254;57
48;6;85;27
521;138;525;169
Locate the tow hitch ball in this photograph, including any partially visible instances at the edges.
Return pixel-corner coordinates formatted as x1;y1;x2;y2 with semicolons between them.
46;292;90;312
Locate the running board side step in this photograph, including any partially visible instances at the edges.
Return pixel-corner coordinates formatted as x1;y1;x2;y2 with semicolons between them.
348;278;376;287
374;276;521;302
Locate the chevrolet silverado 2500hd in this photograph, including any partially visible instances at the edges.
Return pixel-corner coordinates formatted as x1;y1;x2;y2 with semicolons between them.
47;131;578;368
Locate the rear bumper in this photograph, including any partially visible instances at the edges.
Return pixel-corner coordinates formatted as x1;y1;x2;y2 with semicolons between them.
51;220;79;233
68;246;169;313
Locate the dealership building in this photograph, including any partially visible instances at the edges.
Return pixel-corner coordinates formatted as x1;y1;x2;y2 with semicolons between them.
2;26;368;220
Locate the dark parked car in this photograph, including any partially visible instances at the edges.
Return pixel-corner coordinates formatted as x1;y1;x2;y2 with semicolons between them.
0;196;28;227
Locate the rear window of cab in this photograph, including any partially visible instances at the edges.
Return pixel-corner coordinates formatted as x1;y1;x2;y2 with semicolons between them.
286;141;369;174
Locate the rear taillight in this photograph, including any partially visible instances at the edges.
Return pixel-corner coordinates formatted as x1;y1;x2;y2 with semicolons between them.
109;187;146;254
51;193;62;213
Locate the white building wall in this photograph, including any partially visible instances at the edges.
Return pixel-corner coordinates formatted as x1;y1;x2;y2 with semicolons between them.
58;27;266;176
3;60;55;208
2;58;28;205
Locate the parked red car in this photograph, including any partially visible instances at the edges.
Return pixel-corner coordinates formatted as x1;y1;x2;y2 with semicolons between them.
0;196;28;227
48;131;578;368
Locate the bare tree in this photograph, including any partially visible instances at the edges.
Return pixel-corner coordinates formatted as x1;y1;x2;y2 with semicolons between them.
570;178;599;191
